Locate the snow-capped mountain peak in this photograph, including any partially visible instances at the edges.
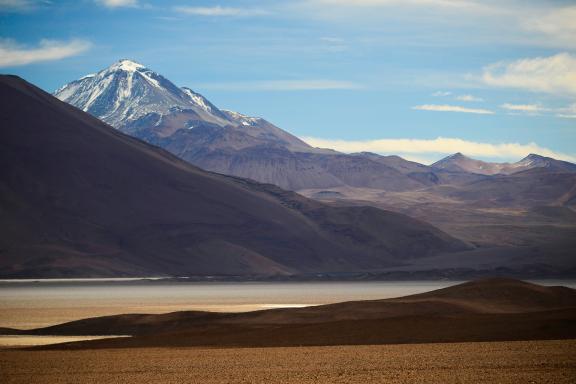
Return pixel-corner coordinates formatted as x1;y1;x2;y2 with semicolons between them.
108;59;146;73
54;59;315;155
54;60;229;129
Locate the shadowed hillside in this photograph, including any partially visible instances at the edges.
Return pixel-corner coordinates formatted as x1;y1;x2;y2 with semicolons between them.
0;75;467;278
6;279;574;348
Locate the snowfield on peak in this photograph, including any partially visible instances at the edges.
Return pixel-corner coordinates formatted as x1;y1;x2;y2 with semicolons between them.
108;59;145;72
181;87;217;114
54;60;230;130
53;60;313;154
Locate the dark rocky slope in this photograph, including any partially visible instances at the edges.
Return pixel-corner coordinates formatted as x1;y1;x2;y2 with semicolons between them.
0;75;467;278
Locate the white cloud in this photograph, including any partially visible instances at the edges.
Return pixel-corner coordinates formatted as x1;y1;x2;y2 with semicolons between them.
455;94;483;102
432;91;451;97
96;0;137;8
0;39;91;67
556;103;576;119
174;6;270;17
522;6;576;49
482;53;576;96
301;136;576;163
500;103;546;113
198;80;362;91
499;102;576;119
412;104;493;114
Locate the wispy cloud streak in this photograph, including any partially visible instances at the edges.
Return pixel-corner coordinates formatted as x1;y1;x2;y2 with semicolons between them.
174;6;270;17
456;94;483;102
412;104;494;114
0;39;91;67
301;136;576;162
96;0;138;8
500;103;546;113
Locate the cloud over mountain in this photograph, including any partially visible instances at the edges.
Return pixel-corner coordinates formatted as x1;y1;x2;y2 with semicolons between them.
302;136;576;163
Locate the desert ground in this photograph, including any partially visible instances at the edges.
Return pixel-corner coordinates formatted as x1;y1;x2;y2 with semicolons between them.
1;340;575;383
2;279;574;382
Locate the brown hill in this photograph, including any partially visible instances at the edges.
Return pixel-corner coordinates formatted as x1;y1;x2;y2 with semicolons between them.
405;277;576;311
434;168;576;208
9;279;575;348
184;145;426;192
0;75;467;278
353;152;487;186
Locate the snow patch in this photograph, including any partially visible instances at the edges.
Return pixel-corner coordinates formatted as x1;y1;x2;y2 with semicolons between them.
182;87;213;113
83;74;114;111
54;83;71;96
109;59;145;73
140;71;162;89
222;109;262;126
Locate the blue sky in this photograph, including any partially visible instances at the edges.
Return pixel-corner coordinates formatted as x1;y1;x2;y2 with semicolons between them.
1;0;575;164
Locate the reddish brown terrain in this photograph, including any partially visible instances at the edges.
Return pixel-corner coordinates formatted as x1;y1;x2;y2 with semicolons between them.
1;340;575;384
1;279;575;383
2;278;574;349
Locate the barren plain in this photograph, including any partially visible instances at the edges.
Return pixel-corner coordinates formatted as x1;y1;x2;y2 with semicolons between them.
1;340;575;383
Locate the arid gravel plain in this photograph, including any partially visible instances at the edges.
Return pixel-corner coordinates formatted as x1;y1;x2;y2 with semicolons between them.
1;340;575;383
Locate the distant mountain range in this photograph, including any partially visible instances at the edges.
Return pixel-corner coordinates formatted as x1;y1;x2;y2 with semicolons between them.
0;75;469;278
4;59;565;278
49;60;576;272
432;152;576;175
55;60;576;196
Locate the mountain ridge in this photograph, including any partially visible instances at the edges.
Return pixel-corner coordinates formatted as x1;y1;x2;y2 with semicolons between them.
54;60;432;191
0;74;468;278
54;60;576;193
432;152;576;176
